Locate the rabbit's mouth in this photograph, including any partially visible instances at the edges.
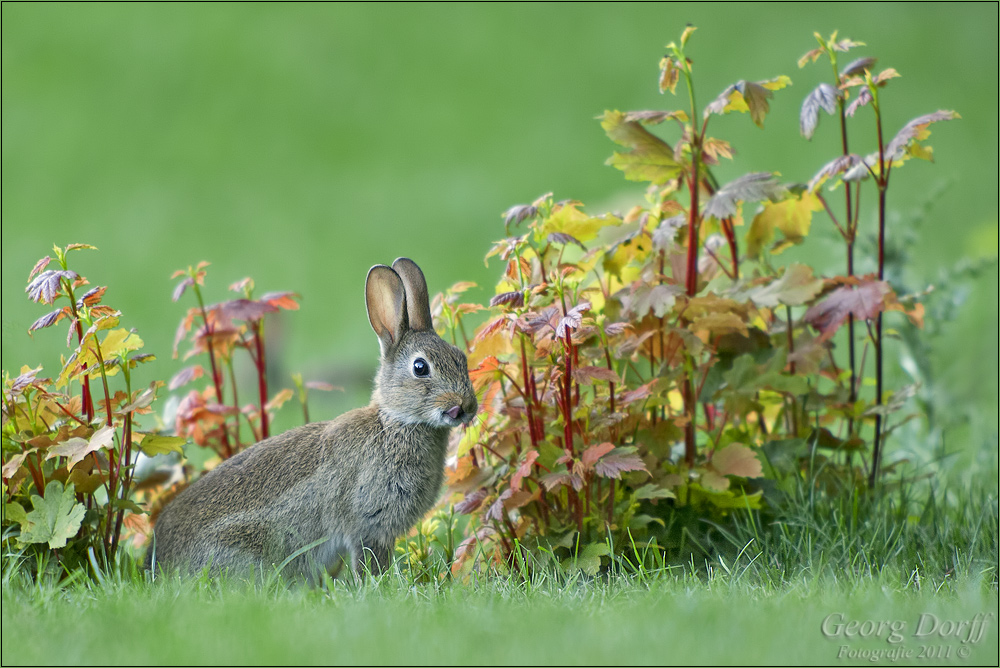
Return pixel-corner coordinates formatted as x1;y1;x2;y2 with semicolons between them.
440;403;475;427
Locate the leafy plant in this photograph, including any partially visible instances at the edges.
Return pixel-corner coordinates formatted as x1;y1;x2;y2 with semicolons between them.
798;31;958;487
2;244;174;570
440;27;952;577
169;264;304;459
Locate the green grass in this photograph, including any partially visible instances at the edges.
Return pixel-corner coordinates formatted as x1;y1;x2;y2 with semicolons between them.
4;477;997;666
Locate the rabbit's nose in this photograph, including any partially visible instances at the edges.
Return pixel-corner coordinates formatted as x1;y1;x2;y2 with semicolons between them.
445;405;462;420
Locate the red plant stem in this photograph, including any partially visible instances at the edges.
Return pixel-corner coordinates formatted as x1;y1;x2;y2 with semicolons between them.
193;290;232;457
603;346;616;414
519;336;541;449
721;217;739;280
62;278;95;423
869;102;888;490
786;305;796;376
562;330;575;457
682;376;696;467
838;101;859;441
252;321;270;440
24;454;45;497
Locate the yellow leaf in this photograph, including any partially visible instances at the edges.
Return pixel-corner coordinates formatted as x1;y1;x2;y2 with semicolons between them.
100;329;144;358
538;203;620;243
747;191;822;257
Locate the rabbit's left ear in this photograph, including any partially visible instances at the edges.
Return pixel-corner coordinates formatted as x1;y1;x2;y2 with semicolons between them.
392;258;432;332
366;264;408;356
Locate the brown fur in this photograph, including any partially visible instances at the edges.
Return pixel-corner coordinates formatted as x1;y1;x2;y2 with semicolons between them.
147;258;477;581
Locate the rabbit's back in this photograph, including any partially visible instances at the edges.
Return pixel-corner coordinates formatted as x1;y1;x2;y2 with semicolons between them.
148;406;452;578
149;418;348;576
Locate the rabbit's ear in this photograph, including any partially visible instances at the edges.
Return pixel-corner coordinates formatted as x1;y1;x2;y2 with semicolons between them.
391;258;432;332
366;265;408;355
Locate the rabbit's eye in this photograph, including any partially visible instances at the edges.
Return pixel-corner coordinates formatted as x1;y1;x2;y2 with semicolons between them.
412;358;430;378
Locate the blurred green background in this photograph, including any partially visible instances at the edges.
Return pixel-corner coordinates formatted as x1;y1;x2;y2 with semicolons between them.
3;4;996;454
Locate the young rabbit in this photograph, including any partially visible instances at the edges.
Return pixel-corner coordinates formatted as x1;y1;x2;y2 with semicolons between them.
146;258;477;580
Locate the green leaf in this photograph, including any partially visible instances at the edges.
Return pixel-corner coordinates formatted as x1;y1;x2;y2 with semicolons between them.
601;110;685;184
562;541;610;576
4;502;28;527
137;433;187;457
632;483;675;501
747;264;825;308
45;425;115;470
19;481;86;549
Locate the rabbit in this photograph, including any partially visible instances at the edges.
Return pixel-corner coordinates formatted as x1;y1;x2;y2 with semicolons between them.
146;258;478;581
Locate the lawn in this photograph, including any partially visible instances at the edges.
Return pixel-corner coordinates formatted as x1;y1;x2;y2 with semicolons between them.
2;4;998;666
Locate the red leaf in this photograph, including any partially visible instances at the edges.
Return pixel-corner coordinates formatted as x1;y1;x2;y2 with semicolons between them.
469;355;503;391
593;449;648;479
581;442;615;468
28;256;52;282
618;380;658;405
76;285;107;308
29;307;69;333
572;366;621;386
556;301;591;338
503;203;538;228
26;270;77;305
490;291;524;309
541;471;583;492
220;298;278;321
804;276;891;340
305;380;339;391
168;365;205;391
172;277;194;302
9;366;47;396
511;450;539;491
261;292;301;311
455;488;488;514
547;232;587;250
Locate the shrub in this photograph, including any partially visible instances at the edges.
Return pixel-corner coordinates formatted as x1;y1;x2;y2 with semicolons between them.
439;28;955;577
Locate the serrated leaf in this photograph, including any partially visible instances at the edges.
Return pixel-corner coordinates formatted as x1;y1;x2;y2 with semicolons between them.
563;541;610;576
511;450;540;492
633;483;675;500
840;56;877;78
593;447;647;479
712;443;763;478
804;276;891;340
800;83;839;139
572;367;621;386
747;264;825;307
659;56;679;94
538;202;618;243
704;173;785;220
455;488;488;514
747;191;822;258
19;481;86;549
885;110;960;160
5;502;29;526
26;270;77;305
808;154;861;192
46;425;115;470
704;76;792;128
136;433;187;457
168;365;205;390
601;110;685;184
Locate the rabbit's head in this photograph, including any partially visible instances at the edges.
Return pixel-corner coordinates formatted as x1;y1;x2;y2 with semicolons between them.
366;258;477;428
